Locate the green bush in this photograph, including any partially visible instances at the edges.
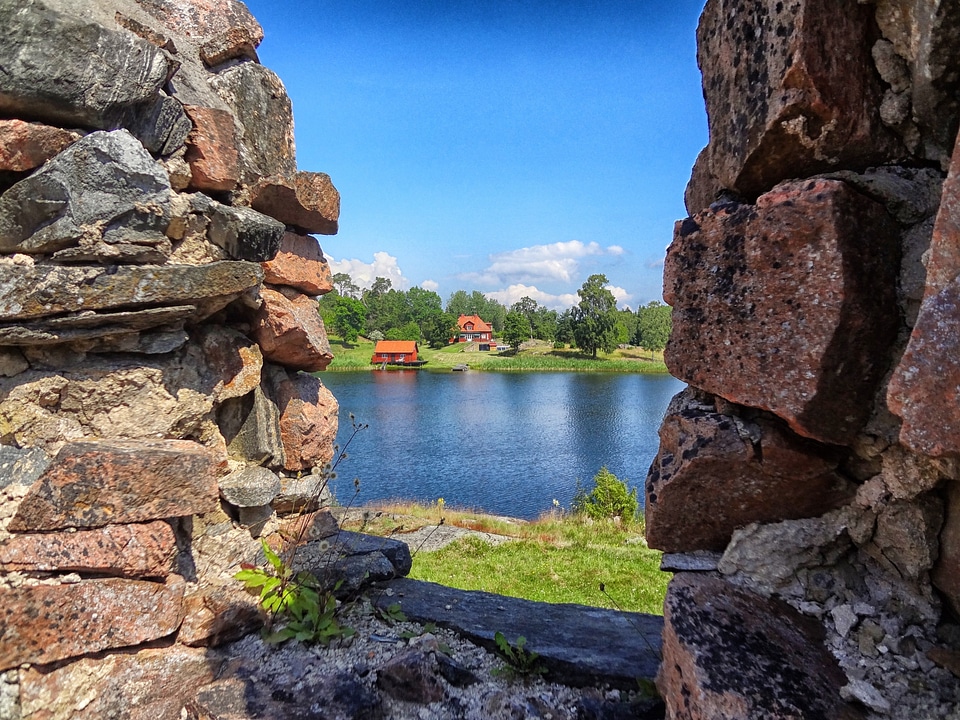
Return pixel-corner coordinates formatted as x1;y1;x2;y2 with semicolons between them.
572;467;638;522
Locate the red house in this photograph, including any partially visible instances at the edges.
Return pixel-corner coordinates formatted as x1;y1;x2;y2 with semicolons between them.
371;340;422;366
454;315;492;343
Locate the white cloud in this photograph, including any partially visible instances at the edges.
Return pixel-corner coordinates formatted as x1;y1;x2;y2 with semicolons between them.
474;240;617;285
485;284;580;312
607;245;626;256
606;284;633;307
327;251;409;291
420;279;439;292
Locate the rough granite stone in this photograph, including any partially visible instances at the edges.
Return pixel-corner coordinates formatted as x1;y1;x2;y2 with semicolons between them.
933;478;960;617
9;438;221;531
691;0;901;207
261;230;334;296
208;202;285;263
178;583;263;648
923;132;960;299
0;445;49;490
134;0;263;44
218;465;281;508
0;119;81;173
0;519;178;577
199;26;260;67
246;172;340;235
183;105;240;193
218;383;287;468
665;179;900;445
196;325;263;402
0;260;263;323
0;576;185;670
0;0;174;130
645;390;853;552
253;286;335;372
210;62;297;184
265;365;338;471
19;643;222;720
0;129;171;256
377;578;663;689
658;573;857;720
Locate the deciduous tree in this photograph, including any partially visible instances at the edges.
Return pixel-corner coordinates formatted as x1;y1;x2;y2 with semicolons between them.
572;274;619;358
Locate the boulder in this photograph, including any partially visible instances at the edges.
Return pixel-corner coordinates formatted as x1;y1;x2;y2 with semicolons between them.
0;129;171;256
0;0;174;131
246;172;340;235
0;576;185;670
0;119;81;173
645;391;852;553
689;0;901;210
196;325;263;401
888;277;960;456
218;465;281;508
0;306;193;347
200;26;260;68
0;519;178;577
252;286;334;371
19;644;222;720
665;179;900;445
8;439;221;532
134;0;263;45
210;62;297;184
207;201;285;262
183;105;240;193
0;445;49;490
864;496;943;583
0;260;263;323
376;650;445;704
658;573;855;720
261;231;333;296
376;578;663;689
178;583;263;648
273;474;335;515
218;384;287;468
265;365;338;472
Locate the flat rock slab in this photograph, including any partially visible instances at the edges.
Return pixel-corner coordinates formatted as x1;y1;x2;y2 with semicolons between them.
376;578;663;688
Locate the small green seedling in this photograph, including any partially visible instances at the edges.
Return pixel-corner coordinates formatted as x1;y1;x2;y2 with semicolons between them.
491;631;546;680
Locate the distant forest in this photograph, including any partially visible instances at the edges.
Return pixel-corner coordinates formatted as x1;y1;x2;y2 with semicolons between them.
318;272;672;358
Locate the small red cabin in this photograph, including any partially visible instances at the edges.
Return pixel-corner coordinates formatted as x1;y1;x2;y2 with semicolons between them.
454;315;492;343
371;340;420;366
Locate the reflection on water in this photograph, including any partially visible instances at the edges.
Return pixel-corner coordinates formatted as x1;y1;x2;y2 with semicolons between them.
320;370;685;520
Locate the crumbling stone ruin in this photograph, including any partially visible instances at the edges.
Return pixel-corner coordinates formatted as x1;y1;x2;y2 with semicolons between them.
646;0;960;717
0;0;363;712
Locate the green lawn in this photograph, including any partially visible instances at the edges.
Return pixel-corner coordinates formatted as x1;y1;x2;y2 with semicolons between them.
340;502;670;615
325;337;669;374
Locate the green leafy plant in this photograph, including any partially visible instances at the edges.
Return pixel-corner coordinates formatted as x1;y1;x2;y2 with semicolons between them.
235;540;355;646
572;466;638;522
491;631;546;680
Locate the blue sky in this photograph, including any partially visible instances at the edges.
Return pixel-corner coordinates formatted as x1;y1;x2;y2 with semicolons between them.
243;0;708;310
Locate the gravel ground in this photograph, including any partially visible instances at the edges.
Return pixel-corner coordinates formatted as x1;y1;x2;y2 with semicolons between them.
206;593;660;720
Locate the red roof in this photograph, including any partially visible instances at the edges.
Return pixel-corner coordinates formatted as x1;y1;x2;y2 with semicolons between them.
374;340;418;353
457;315;492;332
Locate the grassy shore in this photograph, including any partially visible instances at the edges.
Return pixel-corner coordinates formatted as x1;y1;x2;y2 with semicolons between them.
338;501;670;615
325;336;669;373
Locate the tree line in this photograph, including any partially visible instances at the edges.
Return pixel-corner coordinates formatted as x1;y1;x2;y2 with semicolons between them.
317;272;672;356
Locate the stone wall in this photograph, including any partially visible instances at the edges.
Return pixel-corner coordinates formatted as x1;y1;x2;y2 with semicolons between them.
0;0;349;712
649;0;960;717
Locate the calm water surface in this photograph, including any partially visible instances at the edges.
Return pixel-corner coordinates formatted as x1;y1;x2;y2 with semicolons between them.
319;371;685;520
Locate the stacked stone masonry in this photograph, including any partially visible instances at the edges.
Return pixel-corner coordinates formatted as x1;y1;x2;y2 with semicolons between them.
0;0;366;714
649;0;960;717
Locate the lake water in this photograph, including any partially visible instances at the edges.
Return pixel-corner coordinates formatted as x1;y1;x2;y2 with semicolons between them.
319;370;686;520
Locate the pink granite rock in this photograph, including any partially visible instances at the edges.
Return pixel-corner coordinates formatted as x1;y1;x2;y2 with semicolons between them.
247;172;340;235
178;584;263;647
888;278;960;456
260;231;333;296
183;105;240;192
265;365;338;472
134;0;263;44
923;133;960;299
0;576;185;669
690;0;902;209
196;325;263;401
665;179;900;445
645;392;851;553
200;26;260;67
19;644;221;720
659;573;853;720
252;285;334;372
9;439;221;532
0;520;177;577
0;119;81;172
